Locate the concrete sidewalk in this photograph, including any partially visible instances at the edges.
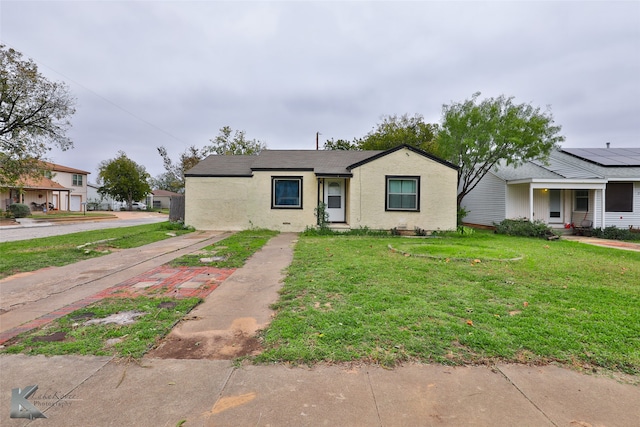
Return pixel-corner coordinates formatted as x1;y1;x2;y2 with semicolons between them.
0;232;638;426
0;230;230;339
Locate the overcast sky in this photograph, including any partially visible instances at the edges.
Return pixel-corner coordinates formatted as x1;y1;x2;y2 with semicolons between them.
2;0;639;180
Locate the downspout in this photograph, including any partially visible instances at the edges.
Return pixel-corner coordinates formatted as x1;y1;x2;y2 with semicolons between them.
317;178;322;226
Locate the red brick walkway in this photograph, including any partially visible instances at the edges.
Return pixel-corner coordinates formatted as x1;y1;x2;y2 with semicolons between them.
0;266;235;345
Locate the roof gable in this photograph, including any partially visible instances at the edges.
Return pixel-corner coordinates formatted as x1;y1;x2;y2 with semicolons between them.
347;144;458;171
185;144;457;177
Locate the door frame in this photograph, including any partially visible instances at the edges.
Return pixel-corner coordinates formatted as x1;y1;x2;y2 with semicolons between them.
323;178;346;223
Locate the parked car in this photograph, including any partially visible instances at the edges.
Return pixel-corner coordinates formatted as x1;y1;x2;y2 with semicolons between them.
130;202;147;210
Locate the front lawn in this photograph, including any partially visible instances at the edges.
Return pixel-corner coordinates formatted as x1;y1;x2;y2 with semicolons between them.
258;231;640;375
169;229;278;268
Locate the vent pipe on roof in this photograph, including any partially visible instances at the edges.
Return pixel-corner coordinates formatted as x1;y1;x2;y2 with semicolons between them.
606;142;610;149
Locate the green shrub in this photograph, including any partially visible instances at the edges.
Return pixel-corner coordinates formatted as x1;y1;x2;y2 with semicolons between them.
159;220;194;231
303;226;390;237
8;203;30;218
494;218;555;238
457;206;469;226
414;226;427;236
592;226;640;241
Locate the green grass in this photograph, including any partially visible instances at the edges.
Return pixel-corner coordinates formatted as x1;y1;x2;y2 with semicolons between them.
1;297;201;358
257;231;640;375
169;229;278;268
0;222;194;279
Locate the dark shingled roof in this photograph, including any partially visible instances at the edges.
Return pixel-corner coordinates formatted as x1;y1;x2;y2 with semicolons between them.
562;148;640;167
185;150;383;177
185;155;257;177
185;145;458;178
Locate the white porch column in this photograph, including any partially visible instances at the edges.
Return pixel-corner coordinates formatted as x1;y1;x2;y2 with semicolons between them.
529;184;534;221
600;188;606;229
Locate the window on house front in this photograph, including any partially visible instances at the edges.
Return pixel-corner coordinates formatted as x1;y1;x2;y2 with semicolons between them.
606;182;633;212
72;174;83;186
272;177;302;209
575;190;589;211
386;176;420;211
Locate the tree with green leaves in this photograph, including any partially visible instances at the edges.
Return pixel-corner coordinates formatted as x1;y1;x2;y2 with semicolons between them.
0;44;76;189
359;114;440;153
438;92;565;207
208;126;266;155
152;145;210;193
98;151;151;210
323;138;361;151
322;114;440;154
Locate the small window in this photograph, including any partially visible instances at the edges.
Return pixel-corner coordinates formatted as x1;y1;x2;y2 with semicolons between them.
575;190;589;212
72;174;83;186
606;182;633;212
272;177;302;209
386;176;420;211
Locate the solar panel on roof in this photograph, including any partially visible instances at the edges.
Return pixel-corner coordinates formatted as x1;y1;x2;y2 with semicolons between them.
562;148;640;166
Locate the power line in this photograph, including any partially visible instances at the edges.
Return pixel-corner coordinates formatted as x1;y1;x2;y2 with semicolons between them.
2;41;190;145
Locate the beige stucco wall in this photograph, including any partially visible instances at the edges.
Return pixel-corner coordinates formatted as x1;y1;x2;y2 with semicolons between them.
185;176;252;230
186;148;457;232
350;148;457;231
185;171;318;231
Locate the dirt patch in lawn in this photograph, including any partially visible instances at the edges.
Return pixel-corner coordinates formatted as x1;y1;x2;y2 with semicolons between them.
148;331;263;360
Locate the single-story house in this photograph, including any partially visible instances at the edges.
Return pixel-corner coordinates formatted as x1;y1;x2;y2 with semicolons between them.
149;189;182;209
184;144;459;232
461;147;640;230
1;162;90;212
87;182;116;210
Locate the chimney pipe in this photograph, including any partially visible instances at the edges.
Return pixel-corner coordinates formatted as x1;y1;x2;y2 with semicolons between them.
606;142;610;149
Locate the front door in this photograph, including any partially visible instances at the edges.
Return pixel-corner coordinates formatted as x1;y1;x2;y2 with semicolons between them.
324;179;345;222
549;189;562;224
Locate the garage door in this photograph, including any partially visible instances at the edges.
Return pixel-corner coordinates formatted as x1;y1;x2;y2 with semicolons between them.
70;195;82;211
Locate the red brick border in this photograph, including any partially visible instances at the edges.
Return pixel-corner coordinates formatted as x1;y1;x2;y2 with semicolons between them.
0;266;235;345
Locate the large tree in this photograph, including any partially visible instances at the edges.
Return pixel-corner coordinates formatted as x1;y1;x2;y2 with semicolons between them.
323;114;440;154
152;145;210;193
0;44;76;188
207;126;266;155
439;92;565;207
359;114;440;153
323;138;361;151
98;151;151;210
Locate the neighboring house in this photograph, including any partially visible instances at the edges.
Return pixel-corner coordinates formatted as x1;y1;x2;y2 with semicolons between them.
461;148;640;230
149;189;182;209
184;144;459;232
87;182;117;210
1;162;90;212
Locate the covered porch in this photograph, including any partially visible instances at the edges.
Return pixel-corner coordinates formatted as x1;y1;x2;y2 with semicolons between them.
2;177;72;213
506;179;608;231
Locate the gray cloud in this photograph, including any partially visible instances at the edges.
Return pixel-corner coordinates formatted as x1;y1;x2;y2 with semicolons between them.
2;0;638;179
